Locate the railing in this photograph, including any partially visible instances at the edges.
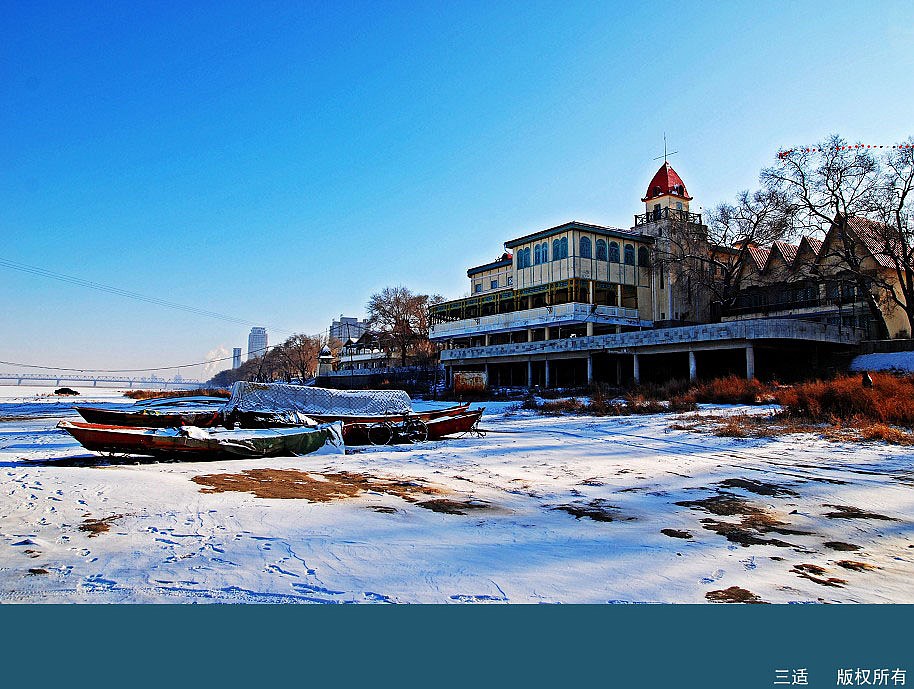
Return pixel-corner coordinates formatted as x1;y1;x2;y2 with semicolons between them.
724;296;862;317
430;302;641;339
634;207;702;226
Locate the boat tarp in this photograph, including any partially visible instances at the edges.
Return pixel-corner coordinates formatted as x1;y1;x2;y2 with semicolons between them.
223;382;412;416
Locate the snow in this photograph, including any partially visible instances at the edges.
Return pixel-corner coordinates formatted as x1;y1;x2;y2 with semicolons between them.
1;386;913;603
851;351;914;373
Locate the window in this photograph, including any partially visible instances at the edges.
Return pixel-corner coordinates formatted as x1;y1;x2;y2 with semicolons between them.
474;283;482;293
624;245;635;266
596;239;607;261
516;247;531;269
534;243;548;265
580;236;592;259
609;241;620;263
490;279;498;290
541;243;548;262
552;236;568;260
637;246;650;267
507;276;513;286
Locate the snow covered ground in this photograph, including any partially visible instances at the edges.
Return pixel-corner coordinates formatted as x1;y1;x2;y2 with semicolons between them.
1;386;912;603
851;351;914;373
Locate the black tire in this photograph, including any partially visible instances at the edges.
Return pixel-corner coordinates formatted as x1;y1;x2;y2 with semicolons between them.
368;422;394;446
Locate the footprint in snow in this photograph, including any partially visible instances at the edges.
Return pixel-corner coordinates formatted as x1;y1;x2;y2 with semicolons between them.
700;569;726;584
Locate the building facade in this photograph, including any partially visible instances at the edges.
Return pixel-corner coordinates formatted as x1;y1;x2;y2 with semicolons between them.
247;327;268;361
432;162;874;388
232;348;242;369
330;315;370;342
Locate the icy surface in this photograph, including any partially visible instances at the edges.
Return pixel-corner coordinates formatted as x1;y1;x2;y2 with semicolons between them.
851;352;914;373
1;387;913;603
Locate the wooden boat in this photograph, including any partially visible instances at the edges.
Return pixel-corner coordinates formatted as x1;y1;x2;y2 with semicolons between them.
75;406;223;428
344;408;484;445
299;402;470;426
59;420;342;460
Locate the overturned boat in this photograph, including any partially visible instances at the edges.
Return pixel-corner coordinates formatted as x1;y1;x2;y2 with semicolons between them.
59;420;344;460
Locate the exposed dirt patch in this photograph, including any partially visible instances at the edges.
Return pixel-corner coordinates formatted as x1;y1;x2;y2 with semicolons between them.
824;541;861;552
835;560;877;572
22;549;40;559
552;499;633;523
705;586;767;604
79;514;124;537
822;504;896;521
718;478;798;497
192;469;441;503
791;563;847;587
367;505;398;514
676;495;811;548
417;499;490;515
27;568;49;575
661;528;693;539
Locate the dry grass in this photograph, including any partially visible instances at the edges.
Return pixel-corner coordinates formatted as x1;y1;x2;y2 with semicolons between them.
705;586;767;604
79;514;123;537
777;373;914;428
124;388;230;400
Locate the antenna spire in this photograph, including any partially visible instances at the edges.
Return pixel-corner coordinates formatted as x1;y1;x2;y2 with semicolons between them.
654;133;679;163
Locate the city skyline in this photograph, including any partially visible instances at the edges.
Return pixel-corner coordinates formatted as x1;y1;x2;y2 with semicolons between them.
2;1;912;379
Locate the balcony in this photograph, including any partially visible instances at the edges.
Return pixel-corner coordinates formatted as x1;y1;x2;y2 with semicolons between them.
429;302;642;340
634;207;703;226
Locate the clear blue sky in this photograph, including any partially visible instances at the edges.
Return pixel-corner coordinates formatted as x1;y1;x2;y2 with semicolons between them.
2;1;912;379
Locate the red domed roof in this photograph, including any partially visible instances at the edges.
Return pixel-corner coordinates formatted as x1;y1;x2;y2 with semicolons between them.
642;162;692;201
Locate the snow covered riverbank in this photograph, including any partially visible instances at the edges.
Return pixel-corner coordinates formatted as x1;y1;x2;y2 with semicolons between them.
1;386;912;603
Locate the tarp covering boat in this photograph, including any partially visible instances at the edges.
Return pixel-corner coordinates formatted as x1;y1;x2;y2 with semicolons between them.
223;382;412;417
59;420;344;459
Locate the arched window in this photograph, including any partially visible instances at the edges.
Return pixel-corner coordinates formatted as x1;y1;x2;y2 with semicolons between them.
533;244;541;266
638;246;650;267
624;244;635;266
609;241;620;263
541;242;548;262
552;239;561;261
517;247;531;268
580;236;592;259
560;237;568;259
596;239;607;261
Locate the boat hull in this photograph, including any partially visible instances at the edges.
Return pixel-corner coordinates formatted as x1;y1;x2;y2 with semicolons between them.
59;421;341;460
344;408;484;445
75;406;223;428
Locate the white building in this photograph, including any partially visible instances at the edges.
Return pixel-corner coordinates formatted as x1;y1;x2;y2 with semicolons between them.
330;315;370;342
247;327;268;361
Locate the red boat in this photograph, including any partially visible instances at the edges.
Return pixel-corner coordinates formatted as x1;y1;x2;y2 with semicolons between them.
303;403;470;426
76;406;223;428
344;408;484;445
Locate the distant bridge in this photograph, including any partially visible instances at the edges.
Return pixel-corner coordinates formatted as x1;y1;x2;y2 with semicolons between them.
0;373;207;389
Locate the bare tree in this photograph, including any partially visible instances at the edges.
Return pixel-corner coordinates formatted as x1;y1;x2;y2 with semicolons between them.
652;188;793;320
761;134;911;338
367;286;442;366
274;333;322;383
868;139;914;335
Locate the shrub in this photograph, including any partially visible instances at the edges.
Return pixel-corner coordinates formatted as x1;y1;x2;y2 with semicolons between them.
687;376;772;405
777;373;914;428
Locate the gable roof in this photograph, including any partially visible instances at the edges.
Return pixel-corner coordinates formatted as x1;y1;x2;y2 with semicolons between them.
747;245;770;271
844;216;896;269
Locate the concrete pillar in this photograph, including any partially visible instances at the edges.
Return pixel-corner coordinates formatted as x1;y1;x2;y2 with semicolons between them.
527;360;533;387
544;360;551;388
745;344;755;380
484;334;491;346
527;296;532;310
632;353;640;384
616;286;622;307
484;363;490;387
588;281;594;304
527;328;534;342
586;321;594;337
544;326;551;340
688;350;697;381
586;355;593;385
615;359;622;385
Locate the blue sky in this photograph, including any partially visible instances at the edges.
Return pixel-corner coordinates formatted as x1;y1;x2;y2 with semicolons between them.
2;1;913;378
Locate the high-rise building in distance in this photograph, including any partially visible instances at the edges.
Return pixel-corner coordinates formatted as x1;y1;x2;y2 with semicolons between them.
247;327;268;361
330;315;370;342
232;348;242;369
